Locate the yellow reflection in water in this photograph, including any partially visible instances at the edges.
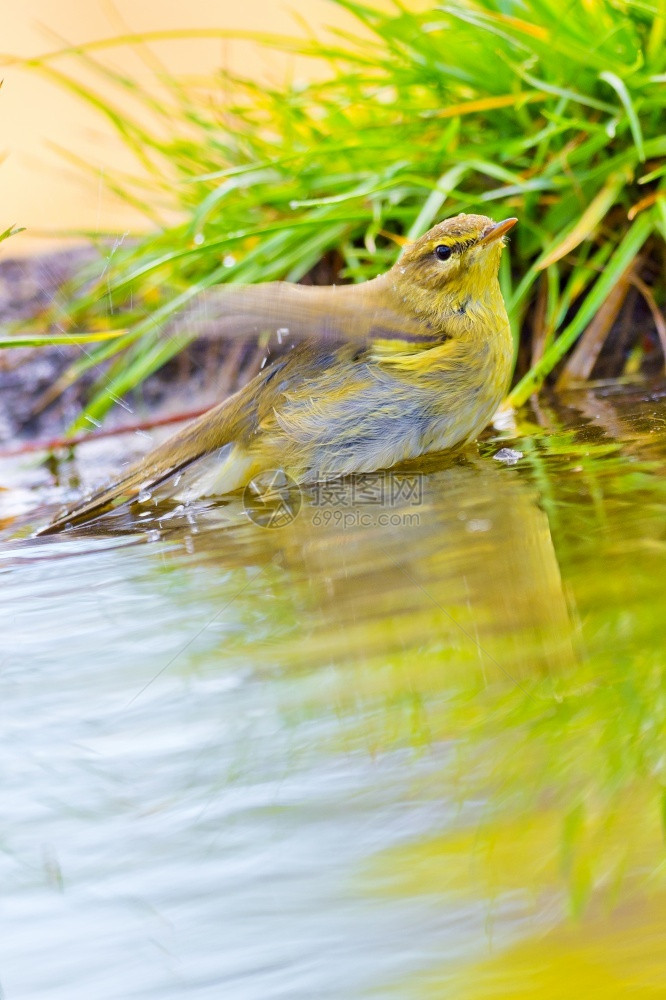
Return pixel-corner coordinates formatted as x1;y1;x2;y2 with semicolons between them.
174;451;577;685
430;889;666;999
9;384;666;998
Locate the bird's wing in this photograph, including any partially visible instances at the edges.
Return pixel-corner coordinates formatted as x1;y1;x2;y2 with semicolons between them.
162;278;439;348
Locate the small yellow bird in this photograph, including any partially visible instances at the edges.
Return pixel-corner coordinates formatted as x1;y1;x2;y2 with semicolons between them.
40;213;516;533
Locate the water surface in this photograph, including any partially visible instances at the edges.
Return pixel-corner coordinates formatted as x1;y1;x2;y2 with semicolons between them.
2;381;666;999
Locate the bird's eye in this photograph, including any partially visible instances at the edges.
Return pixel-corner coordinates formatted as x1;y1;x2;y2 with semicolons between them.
435;244;452;261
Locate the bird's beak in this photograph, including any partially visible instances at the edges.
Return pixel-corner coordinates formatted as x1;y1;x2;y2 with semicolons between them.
477;218;518;245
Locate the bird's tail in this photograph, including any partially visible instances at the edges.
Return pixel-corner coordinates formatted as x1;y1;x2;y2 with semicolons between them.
36;396;242;535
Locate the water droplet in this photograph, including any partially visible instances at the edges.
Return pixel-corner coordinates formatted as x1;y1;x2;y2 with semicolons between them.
193;233;205;245
137;490;152;503
223;254;236;268
109;393;132;412
493;448;523;466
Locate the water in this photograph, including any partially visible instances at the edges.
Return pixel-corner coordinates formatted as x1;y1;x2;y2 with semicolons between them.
2;381;666;999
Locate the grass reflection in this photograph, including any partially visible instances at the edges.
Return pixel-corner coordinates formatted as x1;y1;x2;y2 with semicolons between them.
8;383;666;997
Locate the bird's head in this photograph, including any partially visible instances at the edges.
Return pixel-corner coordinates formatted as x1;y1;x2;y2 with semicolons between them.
391;213;517;319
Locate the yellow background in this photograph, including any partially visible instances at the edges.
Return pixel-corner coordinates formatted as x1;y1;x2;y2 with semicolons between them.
2;0;356;254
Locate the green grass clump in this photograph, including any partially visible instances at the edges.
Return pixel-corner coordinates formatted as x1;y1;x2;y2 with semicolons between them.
3;0;666;427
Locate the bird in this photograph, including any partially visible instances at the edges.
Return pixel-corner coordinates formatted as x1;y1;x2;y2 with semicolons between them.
38;212;517;534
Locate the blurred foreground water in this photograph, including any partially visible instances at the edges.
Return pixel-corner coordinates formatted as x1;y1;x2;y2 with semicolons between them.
1;381;666;999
